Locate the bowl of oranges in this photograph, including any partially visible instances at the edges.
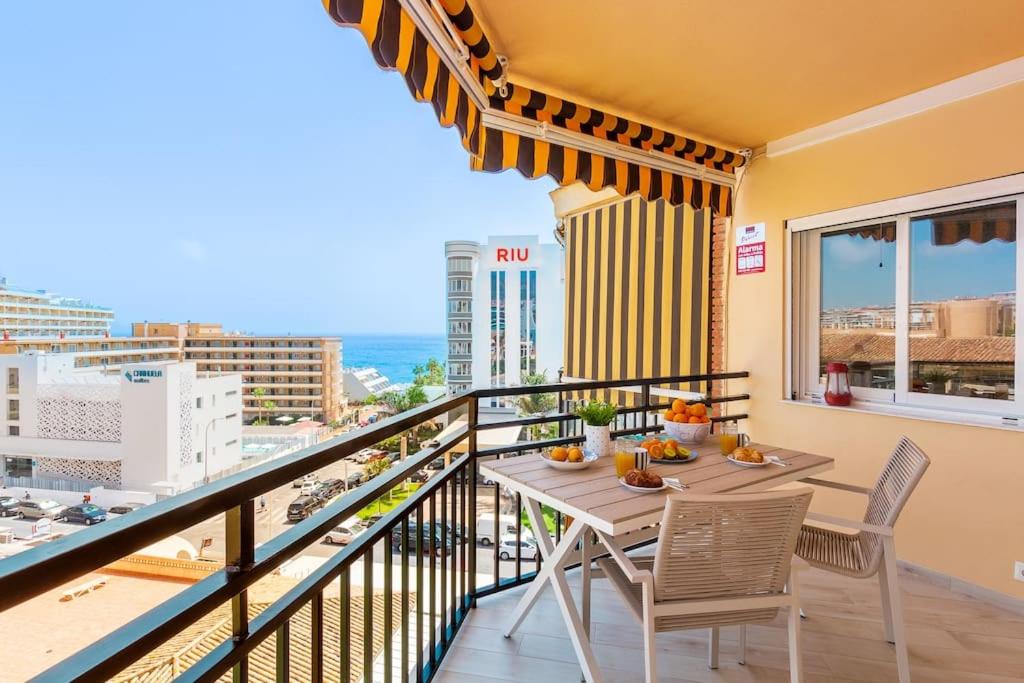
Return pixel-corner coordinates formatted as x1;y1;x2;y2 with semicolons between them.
542;445;598;470
662;399;712;443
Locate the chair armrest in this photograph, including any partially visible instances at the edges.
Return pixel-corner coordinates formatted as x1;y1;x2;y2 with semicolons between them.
802;477;872;495
805;512;893;537
595;531;654;584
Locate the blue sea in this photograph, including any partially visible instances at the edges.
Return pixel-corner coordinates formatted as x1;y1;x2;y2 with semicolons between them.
341;334;447;384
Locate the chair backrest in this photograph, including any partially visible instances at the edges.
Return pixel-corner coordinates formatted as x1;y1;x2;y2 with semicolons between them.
652;488;813;603
860;436;930;568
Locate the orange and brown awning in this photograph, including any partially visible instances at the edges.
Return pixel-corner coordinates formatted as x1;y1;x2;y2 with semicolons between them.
850;202;1016;245
323;0;743;216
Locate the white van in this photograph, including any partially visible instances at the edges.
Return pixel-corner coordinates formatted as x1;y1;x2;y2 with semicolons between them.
477;513;534;546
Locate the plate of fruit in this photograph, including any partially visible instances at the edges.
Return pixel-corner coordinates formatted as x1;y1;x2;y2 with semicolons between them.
727;447;768;467
662;399;712;443
632;436;697;463
542;446;598;470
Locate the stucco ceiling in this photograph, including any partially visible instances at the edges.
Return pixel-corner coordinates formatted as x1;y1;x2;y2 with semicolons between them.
469;0;1024;149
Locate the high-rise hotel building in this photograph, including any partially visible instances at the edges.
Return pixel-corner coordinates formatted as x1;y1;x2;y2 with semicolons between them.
0;276;114;340
132;322;343;424
445;236;564;398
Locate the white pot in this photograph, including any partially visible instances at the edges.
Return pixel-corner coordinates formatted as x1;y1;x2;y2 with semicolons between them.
583;424;612;458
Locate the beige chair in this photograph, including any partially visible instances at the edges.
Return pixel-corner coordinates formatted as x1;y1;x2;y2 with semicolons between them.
594;488;813;683
796;436;930;683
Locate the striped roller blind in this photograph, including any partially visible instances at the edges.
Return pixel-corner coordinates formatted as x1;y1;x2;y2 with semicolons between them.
563;196;712;402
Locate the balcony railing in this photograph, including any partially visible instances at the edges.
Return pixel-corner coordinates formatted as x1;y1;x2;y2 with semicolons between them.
0;371;748;682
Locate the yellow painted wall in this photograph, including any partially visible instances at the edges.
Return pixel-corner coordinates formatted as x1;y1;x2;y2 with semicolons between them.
729;81;1024;598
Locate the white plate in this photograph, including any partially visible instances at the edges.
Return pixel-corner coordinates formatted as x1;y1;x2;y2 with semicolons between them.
618;477;668;493
541;449;600;470
726;454;770;467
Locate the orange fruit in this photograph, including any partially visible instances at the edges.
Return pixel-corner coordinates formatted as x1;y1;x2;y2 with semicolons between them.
648;443;665;459
688;416;702;424
550;447;568;462
671;399;686;414
700;415;711;424
675;414;689;423
663;410;676;422
664;438;679;450
567;446;583;461
688;403;707;417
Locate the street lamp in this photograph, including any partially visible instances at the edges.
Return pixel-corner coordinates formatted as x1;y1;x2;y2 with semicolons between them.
203;416;221;485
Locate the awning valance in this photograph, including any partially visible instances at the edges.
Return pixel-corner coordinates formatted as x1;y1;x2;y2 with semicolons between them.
850;203;1016;246
323;0;741;215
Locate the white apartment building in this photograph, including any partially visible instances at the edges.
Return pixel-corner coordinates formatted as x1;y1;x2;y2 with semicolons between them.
0;276;114;340
1;354;242;497
445;236;564;399
343;367;400;403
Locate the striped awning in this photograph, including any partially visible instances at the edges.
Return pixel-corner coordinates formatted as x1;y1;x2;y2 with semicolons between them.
323;0;742;216
851;203;1016;245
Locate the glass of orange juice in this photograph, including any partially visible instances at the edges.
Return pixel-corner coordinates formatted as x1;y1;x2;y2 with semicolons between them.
614;440;636;477
719;423;739;455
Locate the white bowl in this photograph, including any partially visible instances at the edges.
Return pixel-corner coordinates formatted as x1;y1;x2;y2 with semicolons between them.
540;449;599;470
663;420;712;444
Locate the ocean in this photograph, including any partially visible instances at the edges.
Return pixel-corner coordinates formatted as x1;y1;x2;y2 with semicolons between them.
341;334;447;384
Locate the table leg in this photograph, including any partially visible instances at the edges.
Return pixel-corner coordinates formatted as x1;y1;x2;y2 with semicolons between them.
521;499;602;683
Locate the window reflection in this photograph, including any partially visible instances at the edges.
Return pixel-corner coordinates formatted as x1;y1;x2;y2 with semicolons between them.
909;202;1016;401
819;223;897;390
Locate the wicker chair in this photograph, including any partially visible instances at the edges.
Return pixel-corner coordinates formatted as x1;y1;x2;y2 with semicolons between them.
796;436;930;683
594;489;813;683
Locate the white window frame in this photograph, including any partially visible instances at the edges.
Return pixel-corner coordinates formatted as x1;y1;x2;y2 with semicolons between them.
787;173;1024;423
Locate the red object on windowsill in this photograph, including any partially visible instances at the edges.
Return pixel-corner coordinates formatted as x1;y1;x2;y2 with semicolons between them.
824;362;853;406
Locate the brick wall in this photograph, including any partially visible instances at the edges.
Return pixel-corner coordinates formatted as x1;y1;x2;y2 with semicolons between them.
710;216;728;416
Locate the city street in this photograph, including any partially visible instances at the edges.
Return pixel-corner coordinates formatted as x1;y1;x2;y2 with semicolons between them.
176;456;530;581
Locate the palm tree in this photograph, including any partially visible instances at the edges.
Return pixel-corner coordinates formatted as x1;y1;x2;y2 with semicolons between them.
262;400;277;423
252;386;266;424
518;373;557;440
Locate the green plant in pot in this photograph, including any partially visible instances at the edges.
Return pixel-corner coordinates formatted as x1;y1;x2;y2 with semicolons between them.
922;368;954;395
575;400;618;458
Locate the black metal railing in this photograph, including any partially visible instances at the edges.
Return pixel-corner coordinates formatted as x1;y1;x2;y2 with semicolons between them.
0;371;748;682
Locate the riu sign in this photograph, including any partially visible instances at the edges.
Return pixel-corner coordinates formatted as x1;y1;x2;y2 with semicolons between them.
495;247;529;262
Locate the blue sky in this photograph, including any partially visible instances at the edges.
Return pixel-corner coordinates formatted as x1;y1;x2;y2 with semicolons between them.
821;223;1015;310
0;2;556;335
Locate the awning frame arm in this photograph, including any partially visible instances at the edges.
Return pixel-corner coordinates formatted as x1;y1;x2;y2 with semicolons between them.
400;0;734;188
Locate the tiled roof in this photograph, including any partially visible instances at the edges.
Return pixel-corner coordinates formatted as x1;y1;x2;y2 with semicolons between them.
113;592;414;682
820;333;1014;364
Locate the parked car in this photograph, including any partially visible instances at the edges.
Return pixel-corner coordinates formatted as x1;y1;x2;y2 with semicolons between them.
498;535;539;561
286;495;322;522
299;480;319;496
62;503;108;526
476;513;520;546
363;513;384;528
293;473;318;488
315;478;344;500
0;496;21;517
17;499;67;520
345;472;366;490
352;448;385;465
426;457;446;471
390;522;451;555
410;469;430;484
324;522;365;545
387;452;402;464
108;502;147;515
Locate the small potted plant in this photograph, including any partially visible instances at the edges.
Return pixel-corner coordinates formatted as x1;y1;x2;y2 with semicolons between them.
922;368;954;395
575;400;618;458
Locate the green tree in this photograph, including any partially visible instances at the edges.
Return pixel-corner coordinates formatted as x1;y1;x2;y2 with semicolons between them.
365;455;391;479
363;393;378;406
379;385;429;415
413;358;445;386
518;373;558;440
252;386;266;424
262;400;277;422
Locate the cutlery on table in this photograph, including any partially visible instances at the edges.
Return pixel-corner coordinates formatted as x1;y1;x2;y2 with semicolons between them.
663;477;687;491
765;455;789;467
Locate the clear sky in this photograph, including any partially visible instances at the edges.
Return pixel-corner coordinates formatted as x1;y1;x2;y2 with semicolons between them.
0;2;556;336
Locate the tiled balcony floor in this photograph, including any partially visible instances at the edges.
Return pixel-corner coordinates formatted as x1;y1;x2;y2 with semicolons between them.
435;562;1024;683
